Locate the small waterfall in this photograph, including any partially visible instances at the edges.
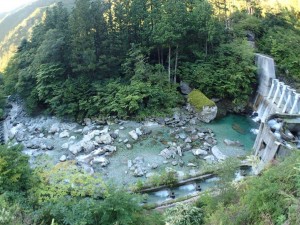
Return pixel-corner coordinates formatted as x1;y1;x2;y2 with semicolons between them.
256;54;276;97
178;183;196;191
154;190;170;198
257;102;266;118
0;120;4;144
253;54;277;122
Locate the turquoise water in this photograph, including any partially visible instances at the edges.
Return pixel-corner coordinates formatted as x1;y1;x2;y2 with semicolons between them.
99;114;258;185
202;114;258;156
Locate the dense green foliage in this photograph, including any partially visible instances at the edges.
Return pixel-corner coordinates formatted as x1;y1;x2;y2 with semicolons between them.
3;0;264;120
194;151;300;224
0;145;32;194
0;145;164;225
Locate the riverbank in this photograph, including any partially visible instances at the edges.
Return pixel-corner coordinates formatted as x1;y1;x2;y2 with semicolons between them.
3;100;257;188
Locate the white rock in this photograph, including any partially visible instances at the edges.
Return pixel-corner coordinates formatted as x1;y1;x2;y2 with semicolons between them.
95;133;113;144
129;130;138;140
60;155;67;162
59;130;70;138
100;127;109;134
9;124;23;139
81;141;95;152
76;154;93;164
204;155;216;164
92;156;109;167
177;146;182;157
192;148;208;156
49;123;60;134
61;143;69;149
103;145;116;152
91;148;106;156
69;143;83;155
82;130;100;142
187;163;197;167
211;146;227;161
84;118;92;126
184;137;192;143
159;148;176;159
40;143;47;150
135;128;143;136
146;172;155;178
128;160;133;168
133;167;144;177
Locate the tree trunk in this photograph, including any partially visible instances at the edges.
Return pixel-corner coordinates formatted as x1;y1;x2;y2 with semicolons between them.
168;45;171;83
158;47;160;65
174;44;178;84
161;48;164;65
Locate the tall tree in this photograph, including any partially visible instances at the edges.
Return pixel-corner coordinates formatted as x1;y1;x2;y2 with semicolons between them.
69;0;97;77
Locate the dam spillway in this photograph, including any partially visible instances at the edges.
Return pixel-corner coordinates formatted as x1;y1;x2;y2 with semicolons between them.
252;54;300;174
254;54;300;122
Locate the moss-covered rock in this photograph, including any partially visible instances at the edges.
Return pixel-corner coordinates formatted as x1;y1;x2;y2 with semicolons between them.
187;89;217;123
188;89;215;111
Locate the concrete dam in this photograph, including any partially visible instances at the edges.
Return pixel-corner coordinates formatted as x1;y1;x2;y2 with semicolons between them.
252;54;300;174
254;54;300;122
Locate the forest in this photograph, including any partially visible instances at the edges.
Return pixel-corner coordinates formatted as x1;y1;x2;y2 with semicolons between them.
1;0;300;224
3;0;299;121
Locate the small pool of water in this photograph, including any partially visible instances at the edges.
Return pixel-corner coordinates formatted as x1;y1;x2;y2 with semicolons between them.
202;114;258;156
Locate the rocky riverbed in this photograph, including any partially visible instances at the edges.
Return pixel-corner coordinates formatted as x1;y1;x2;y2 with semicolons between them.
3;100;256;185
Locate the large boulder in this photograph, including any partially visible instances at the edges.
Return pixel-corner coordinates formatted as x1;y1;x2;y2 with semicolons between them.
187;90;217;123
81;141;95;152
211;146;227;161
159;148;176;159
95;133;113;144
180;82;192;95
133;167;144;177
92;156;109;167
69;143;83;155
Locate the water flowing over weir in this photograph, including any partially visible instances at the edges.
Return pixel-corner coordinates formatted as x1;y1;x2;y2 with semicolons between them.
253;54;300;122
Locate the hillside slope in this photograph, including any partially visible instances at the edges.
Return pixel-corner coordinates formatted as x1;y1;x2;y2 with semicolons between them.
0;0;75;72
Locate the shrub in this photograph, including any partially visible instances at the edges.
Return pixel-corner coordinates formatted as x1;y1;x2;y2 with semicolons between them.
164;203;204;225
0;145;32;194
